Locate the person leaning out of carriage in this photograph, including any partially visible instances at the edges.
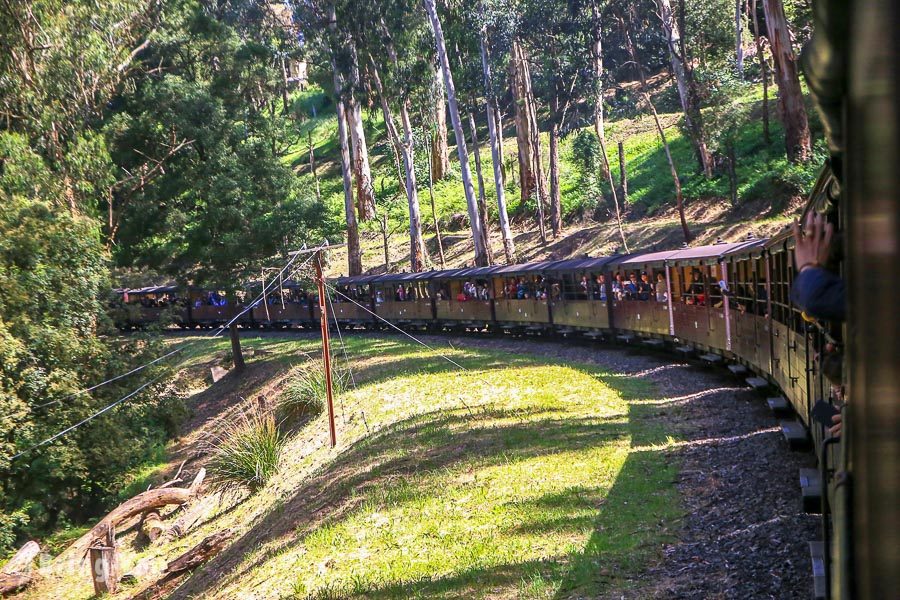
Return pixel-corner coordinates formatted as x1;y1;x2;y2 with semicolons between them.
792;212;847;436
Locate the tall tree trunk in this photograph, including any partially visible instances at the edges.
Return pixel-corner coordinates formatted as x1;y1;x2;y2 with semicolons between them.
735;0;744;78
618;140;628;206
480;31;516;263
591;4;610;181
597;131;629;252
727;141;739;206
622;15;693;243
331;51;362;276
751;0;771;143
399;102;427;271
431;68;451;181
548;95;562;237
308;131;320;203
494;104;506;186
369;59;426;272
510;40;535;205
468;113;493;264
424;127;446;268
762;0;810;162
229;324;245;373
519;45;548;243
424;0;488;266
338;105;363;276
656;0;714;176
346;44;377;220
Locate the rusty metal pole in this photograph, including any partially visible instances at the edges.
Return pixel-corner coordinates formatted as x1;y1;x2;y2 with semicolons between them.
314;252;337;448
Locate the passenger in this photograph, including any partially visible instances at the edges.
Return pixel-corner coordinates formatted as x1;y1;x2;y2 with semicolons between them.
791;212;845;321
624;273;638;300
594;275;607;301
479;285;490;301
637;272;652;301
579;275;590;299
456;290;467;302
687;269;705;299
612;274;624;301
375;290;384;304
655;273;667;302
550;282;561;301
516;279;526;300
406;286;414;301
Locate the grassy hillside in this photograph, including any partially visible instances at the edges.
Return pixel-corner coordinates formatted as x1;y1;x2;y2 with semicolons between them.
283;82;824;276
24;334;683;599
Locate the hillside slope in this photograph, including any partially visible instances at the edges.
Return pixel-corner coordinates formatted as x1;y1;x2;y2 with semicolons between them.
284;82;823;276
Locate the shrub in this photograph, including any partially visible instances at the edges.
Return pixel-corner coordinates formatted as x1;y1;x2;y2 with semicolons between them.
207;407;285;494
277;360;349;423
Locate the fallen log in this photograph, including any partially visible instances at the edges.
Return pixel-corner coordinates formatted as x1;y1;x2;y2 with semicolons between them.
140;511;165;542
127;529;234;600
164;494;218;541
1;540;39;574
0;573;31;596
64;469;205;559
0;540;40;595
164;529;234;574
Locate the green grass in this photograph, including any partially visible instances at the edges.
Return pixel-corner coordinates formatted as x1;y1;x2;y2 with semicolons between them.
26;333;687;599
167;334;683;599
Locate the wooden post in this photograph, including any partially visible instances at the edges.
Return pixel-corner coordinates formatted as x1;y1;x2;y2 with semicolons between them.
89;524;118;595
314;252;337;448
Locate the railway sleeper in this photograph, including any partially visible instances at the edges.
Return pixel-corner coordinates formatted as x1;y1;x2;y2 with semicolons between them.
745;376;771;393
699;352;723;366
616;332;636;344
780;420;812;450
809;541;826;600
766;396;792;415
674;344;694;358
642;338;665;349
799;468;823;514
726;364;749;377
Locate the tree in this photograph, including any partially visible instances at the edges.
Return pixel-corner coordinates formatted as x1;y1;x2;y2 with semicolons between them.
762;0;811;162
620;10;693;243
478;7;516;263
423;0;488;266
430;70;451;181
656;0;714;176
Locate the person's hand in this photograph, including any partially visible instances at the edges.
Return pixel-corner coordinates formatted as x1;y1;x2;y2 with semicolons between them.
829;413;842;437
793;212;834;271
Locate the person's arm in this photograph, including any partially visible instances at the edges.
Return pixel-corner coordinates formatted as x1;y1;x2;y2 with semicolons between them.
791;212;845;320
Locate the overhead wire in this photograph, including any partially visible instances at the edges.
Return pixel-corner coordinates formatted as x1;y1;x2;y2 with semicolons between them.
5;243;326;462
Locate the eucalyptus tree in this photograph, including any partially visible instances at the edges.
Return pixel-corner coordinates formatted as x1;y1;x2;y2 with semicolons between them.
423;0;489;266
655;0;714;176
357;0;435;272
519;0;596;238
478;0;517;263
762;0;811;162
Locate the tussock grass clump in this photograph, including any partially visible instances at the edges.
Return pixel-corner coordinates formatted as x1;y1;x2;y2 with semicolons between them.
277;360;350;422
207;407;285;494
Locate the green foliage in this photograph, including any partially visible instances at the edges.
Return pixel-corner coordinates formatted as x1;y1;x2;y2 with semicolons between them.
278;361;349;424
207;407;286;495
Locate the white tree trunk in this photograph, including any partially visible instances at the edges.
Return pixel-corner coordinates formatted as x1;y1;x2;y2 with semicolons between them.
399;102;427;271
431;67;451;181
480;32;516;263
468;112;493;265
656;0;713;176
346;43;376;220
330;53;362;275
424;0;488;266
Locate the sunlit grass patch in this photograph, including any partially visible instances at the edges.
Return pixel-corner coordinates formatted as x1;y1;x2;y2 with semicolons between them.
184;335;682;599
